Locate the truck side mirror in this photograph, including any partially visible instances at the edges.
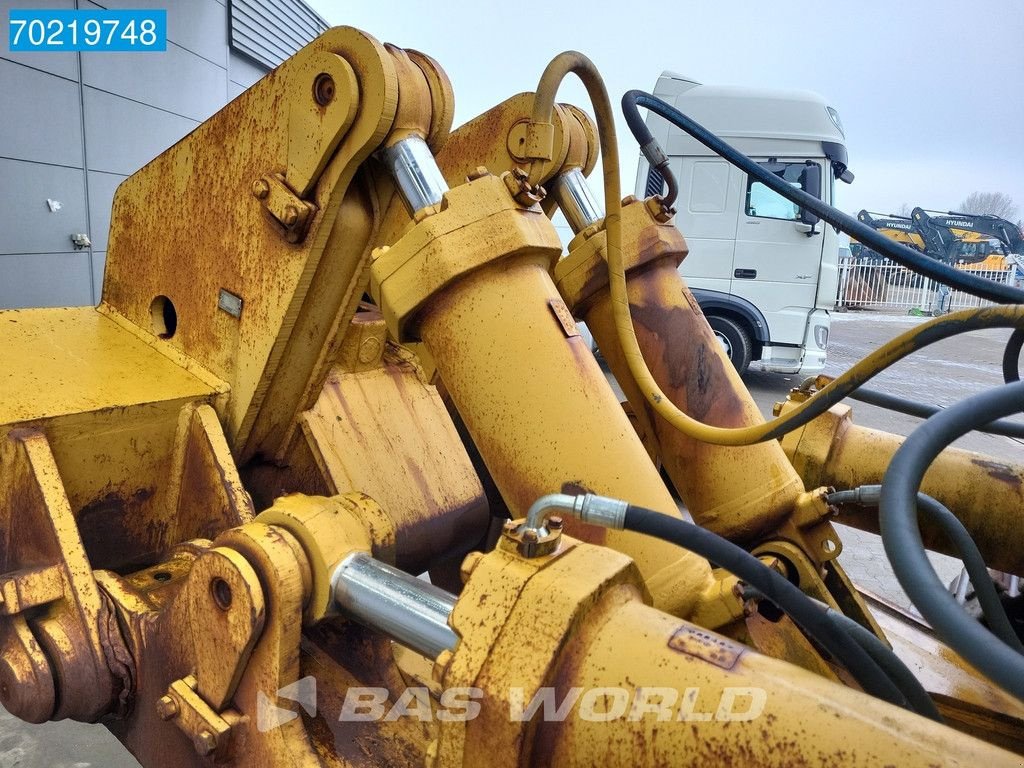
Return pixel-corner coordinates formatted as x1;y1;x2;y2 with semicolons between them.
798;163;821;227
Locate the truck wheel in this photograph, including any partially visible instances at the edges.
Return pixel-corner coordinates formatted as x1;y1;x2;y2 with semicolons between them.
708;316;752;375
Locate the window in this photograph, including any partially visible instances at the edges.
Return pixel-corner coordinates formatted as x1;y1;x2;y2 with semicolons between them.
745;162;820;221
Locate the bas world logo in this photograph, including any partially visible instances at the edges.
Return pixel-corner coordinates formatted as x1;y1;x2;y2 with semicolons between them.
257;676;317;732
257;681;766;730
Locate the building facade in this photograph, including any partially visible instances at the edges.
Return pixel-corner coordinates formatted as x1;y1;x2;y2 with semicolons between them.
0;0;327;308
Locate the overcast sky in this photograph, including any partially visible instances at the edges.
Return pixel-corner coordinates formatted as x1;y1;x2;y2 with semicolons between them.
307;0;1023;220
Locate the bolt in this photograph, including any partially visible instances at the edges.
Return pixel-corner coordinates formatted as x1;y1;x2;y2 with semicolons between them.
251;179;270;200
194;729;218;757
313;73;336;106
502;519;517;533
547;516;563;531
522;529;539;544
357;336;383;364
156;695;178;720
282;205;299;227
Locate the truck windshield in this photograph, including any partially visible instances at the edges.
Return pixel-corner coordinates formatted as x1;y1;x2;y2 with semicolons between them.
745;162;818;221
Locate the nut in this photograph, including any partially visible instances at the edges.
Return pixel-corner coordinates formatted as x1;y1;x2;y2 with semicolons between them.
282;205;300;227
547;516;563;531
194;729;217;757
502;169;546;207
156;695;178;720
251;179;270;200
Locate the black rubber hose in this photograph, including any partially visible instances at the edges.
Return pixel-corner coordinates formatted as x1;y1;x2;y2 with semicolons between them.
753;307;1024;443
824;607;942;722
1003;328;1024;382
917;494;1024;652
830;487;1023;651
621;90;1024;305
620;91;678;209
620;505;919;714
880;381;1024;700
847;387;1024;439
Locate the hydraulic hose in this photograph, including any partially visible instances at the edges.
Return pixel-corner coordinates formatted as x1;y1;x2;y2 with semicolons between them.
618;505;917;714
621;90;1024;305
829;487;1023;651
606;291;1024;445
620;92;678;209
824;606;942;722
533;62;1024;449
526;493;943;718
880;380;1024;701
846;386;1024;440
1003;327;1024;382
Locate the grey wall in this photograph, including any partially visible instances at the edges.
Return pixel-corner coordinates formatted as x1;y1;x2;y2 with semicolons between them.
0;0;326;308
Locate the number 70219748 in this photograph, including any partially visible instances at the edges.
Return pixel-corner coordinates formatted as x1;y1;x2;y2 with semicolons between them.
8;9;167;52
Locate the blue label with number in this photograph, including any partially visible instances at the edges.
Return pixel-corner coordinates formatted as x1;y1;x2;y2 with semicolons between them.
9;9;167;52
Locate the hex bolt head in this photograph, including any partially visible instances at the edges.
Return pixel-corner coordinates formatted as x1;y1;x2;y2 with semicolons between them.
282;205;300;227
195;729;217;756
251;179;270;200
156;695;178;720
548;516;563;531
522;529;539;544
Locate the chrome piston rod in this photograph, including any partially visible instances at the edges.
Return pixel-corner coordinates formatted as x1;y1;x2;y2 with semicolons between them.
552;167;603;233
331;552;458;658
380;135;450;215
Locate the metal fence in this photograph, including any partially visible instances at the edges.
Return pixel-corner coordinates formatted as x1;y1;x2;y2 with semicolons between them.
836;256;1019;314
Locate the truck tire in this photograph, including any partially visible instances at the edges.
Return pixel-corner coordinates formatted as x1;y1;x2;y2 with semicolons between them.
708;316;752;375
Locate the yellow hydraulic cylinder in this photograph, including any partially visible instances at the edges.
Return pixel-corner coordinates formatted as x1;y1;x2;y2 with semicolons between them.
370;175;714;617
442;533;1021;767
781;402;1024;575
554;199;805;542
531;596;1020;767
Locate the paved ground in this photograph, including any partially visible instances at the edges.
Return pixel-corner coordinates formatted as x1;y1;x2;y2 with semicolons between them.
3;309;1021;767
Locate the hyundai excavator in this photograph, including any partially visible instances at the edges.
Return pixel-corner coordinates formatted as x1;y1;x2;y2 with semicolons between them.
2;25;1024;768
857;208;1023;268
913;206;1024;271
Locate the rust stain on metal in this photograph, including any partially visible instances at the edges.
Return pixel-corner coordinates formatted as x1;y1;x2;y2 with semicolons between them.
970;457;1022;488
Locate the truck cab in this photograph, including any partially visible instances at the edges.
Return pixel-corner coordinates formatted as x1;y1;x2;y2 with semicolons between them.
635;72;852;375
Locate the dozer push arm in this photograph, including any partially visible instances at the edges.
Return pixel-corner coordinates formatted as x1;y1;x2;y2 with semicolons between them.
780;399;1024;575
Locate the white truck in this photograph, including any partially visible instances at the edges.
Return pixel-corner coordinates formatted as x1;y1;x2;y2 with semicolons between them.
634;72;853;375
